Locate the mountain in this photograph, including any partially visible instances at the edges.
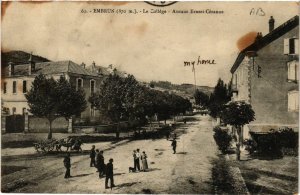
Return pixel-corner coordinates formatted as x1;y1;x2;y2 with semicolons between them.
1;50;50;66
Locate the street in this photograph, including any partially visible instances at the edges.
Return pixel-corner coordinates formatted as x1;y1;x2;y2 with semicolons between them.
2;115;220;193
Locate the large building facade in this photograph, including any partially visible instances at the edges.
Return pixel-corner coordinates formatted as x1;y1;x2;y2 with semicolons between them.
230;15;299;139
2;57;104;122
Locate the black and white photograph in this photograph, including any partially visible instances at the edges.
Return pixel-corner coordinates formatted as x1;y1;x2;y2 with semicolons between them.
1;1;299;194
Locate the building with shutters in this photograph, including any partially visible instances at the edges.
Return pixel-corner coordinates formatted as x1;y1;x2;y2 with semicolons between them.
230;15;299;140
1;55;104;122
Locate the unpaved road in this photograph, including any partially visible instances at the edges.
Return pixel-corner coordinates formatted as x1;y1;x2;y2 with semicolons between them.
2;115;219;193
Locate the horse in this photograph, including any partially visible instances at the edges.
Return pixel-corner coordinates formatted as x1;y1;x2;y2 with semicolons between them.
55;137;83;152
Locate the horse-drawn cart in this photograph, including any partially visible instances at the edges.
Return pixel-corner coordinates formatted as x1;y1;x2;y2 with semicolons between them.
33;137;83;153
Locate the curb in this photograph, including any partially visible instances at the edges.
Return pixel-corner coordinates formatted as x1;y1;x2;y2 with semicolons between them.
225;154;250;195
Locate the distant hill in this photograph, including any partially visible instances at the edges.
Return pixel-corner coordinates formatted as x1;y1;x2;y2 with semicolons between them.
1;50;50;66
148;81;213;99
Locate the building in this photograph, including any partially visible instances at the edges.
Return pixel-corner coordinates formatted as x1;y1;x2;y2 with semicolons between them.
2;55;104;123
230;15;299;140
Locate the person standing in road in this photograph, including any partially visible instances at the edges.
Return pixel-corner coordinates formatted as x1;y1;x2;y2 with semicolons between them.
99;150;105;177
105;158;115;189
171;139;177;154
95;149;100;172
132;150;137;171
141;151;148;172
63;153;71;179
135;149;141;171
90;145;96;167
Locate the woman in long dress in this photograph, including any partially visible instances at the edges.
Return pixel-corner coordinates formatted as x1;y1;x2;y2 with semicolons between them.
141;151;148;172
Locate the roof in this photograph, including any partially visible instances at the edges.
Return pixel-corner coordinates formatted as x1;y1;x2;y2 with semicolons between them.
86;64;128;78
2;60;98;77
230;15;299;74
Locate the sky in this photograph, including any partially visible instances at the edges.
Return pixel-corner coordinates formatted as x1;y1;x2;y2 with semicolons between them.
1;1;298;87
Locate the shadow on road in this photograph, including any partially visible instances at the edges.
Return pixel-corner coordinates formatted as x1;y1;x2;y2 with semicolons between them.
114;172;126;176
114;181;141;189
71;173;93;178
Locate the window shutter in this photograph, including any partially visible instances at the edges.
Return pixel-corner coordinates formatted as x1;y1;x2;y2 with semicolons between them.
284;38;289;54
288;91;299;112
296;62;299;80
295;92;299;110
294;38;299;54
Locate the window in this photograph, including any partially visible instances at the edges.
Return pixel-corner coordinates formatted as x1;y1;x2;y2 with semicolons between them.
288;90;299;112
76;78;83;91
287;60;298;81
3;82;7;94
12;81;17;94
284;38;299;55
90;80;95;94
23;80;27;93
12;107;16;115
22;108;27;115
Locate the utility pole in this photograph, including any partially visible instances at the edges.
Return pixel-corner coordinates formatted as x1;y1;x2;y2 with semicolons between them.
192;63;197;93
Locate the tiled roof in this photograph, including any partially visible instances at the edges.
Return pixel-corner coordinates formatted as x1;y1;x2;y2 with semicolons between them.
2;60;98;77
87;65;127;77
230;15;299;74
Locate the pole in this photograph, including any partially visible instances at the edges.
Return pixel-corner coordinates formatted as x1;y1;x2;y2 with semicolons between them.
192;64;197;93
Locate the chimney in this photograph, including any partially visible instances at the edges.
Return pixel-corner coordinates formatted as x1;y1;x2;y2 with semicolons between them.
8;62;14;76
28;52;35;75
269;16;275;32
92;61;96;71
255;32;263;42
81;62;86;69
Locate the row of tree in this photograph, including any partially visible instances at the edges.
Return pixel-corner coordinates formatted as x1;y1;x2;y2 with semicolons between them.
26;75;87;139
194;79;231;117
194;78;255;144
89;74;192;138
26;74;192;139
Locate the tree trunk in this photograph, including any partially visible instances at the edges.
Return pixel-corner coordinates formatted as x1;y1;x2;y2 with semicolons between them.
116;121;120;139
48;119;53;140
236;125;242;144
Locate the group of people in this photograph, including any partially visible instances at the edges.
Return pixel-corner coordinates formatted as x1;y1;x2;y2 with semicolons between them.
62;132;179;189
90;145;105;177
132;149;148;172
89;145;115;189
63;145;115;189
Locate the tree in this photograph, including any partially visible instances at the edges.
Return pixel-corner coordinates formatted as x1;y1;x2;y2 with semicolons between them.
89;74;135;138
25;74;87;139
221;101;255;144
194;89;209;108
208;78;231;118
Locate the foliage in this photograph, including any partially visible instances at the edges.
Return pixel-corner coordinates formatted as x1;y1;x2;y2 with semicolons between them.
194;89;209;108
221;101;255;127
89;74;192;138
26;74;87;139
208;79;231;118
250;127;298;155
213;126;232;154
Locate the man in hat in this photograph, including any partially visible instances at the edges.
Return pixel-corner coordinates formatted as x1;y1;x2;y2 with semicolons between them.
63;153;71;178
105;158;115;189
98;150;105;177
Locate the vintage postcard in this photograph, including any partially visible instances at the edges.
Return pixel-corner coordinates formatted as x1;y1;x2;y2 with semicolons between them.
1;1;299;194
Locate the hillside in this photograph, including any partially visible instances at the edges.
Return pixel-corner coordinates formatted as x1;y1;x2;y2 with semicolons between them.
148;81;213;99
1;51;50;66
